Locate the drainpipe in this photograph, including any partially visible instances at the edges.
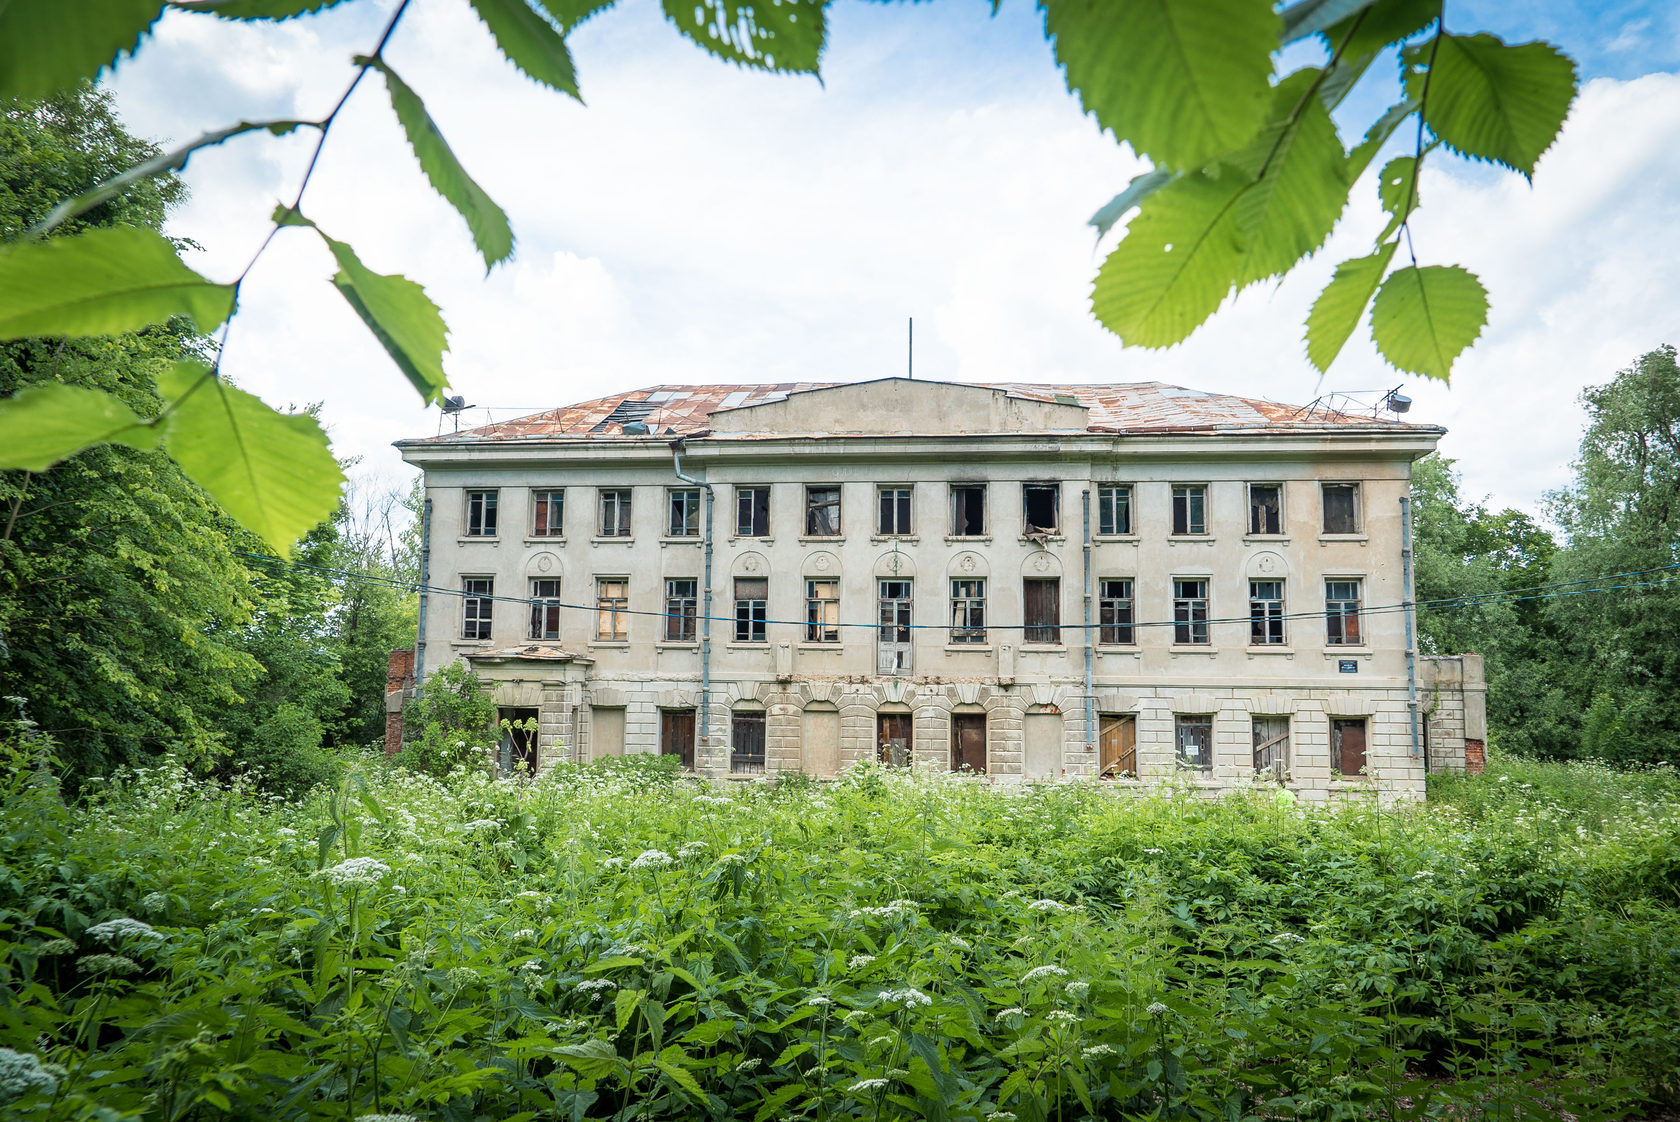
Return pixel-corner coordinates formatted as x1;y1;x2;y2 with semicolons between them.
671;439;714;752
1400;493;1421;763
1082;488;1095;761
414;495;432;691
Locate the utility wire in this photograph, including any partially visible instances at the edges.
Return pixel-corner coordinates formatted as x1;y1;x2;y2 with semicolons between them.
236;552;1680;636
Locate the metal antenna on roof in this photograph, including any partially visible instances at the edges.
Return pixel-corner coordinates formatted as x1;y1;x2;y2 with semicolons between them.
907;317;913;379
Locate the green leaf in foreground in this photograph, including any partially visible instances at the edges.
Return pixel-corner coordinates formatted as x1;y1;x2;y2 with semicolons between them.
468;0;582;98
660;0;826;74
539;0;617;30
1370;263;1487;381
157;362;345;555
0;0;165;99
1088;169;1177;241
365;58;515;270
179;0;350;18
0;383;160;471
1045;0;1278;171
1411;33;1577;179
1090;172;1246;348
1304;242;1397;373
0;225;236;340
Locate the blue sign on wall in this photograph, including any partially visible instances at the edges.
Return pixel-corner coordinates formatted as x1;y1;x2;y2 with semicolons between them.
1338;659;1359;674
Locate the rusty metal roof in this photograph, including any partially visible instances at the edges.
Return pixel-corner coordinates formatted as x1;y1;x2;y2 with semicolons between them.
408;380;1424;443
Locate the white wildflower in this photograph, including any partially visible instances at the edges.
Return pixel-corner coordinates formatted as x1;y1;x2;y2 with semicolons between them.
1143;847;1163;855
0;1048;61;1100
511;929;537;941
1065;981;1090;1001
806;994;833;1007
522;961;543;972
1020;964;1069;984
677;841;708;859
86;917;160;946
848;954;876;970
516;890;544;899
715;853;749;868
1082;1044;1117;1060
1270;932;1305;946
850;1078;891;1093
35;939;75;956
1146;1001;1169;1016
994;1006;1027;1023
357;1114;421;1122
445;967;477;990
77;954;138;975
631;849;672;870
139;891;169;912
880;987;933;1008
601;857;626;872
1027;898;1071;914
577;978;617;993
316;857;391;891
463;818;501;833
736;1057;762;1073
987;1113;1018;1122
1410;870;1435;880
1046;1010;1080;1025
948;935;971;951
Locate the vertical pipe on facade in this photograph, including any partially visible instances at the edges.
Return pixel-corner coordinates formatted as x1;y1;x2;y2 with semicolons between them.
1400;493;1421;760
414;495;432;691
671;441;714;750
1082;488;1095;755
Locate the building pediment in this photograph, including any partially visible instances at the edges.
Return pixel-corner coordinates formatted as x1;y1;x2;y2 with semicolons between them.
706;378;1090;436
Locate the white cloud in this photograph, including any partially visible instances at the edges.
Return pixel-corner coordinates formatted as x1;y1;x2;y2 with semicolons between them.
105;1;1680;518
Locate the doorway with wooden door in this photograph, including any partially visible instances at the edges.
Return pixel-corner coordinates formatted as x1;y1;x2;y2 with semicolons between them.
660;709;695;770
1098;714;1136;778
951;712;987;773
878;712;913;767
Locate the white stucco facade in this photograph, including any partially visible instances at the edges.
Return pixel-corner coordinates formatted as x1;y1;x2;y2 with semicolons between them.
397;379;1470;800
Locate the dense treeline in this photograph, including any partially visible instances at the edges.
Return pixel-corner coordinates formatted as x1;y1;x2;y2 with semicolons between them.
1413;345;1680;764
0;86;416;792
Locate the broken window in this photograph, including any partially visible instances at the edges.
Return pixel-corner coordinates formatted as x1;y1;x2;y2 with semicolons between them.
1249;483;1282;535
1325;579;1363;645
806;579;839;643
1173;578;1209;644
529;578;561;640
1172;485;1207;535
595;578;628;640
668;489;700;537
877;486;913;535
805;486;841;537
665;578;697;642
1323;483;1361;534
465;490;498;537
734;577;768;643
463;577;493;639
1249;579;1285;645
598;489;632;537
1023;578;1061;644
730;709;766;774
950;578;986;644
950;484;987;536
878;580;913;674
736;487;770;537
1023;483;1059;535
1332;717;1368;777
1175;714;1212;769
1097;485;1132;536
1253;716;1289;780
531;490;563;537
1099;578;1134;645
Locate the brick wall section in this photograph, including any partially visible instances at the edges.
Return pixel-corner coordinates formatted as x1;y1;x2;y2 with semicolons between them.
1464;739;1486;774
384;649;415;756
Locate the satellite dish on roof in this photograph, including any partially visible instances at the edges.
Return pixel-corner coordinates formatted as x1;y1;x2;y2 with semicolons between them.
442;395;471;413
1381;389;1412;414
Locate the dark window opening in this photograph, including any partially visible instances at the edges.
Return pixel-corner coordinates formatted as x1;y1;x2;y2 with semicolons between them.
1023;484;1059;535
951;485;986;536
878;487;912;535
1323;483;1360;534
806;579;839;643
736;487;770;537
1099;578;1134;645
1098;485;1131;536
1024;578;1061;644
878;712;913;768
950;578;986;643
1174;578;1209;645
668;489;700;537
466;490;498;537
530;578;561;640
1172;485;1206;535
1175;715;1213;769
1326;579;1363;645
1249;579;1285;645
734;576;768;643
498;707;539;775
661;709;695;770
731;709;766;774
599;489;632;537
951;712;986;773
532;490;563;537
805;486;841;536
665;578;697;642
463;577;493;640
1249;484;1282;535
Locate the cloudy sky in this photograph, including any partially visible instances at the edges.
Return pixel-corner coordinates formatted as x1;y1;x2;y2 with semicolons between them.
106;0;1680;516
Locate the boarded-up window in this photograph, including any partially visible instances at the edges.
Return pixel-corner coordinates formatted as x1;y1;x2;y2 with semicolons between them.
879;712;913;767
735;577;768;643
950;579;986;643
1249;483;1282;534
951;485;986;536
1252;716;1288;780
1023;578;1060;644
1323;483;1360;534
805;486;841;536
806;579;839;643
1332;718;1368;777
596;578;628;640
950;713;985;773
1175;715;1212;769
1099;714;1136;778
801;703;841;776
1023;711;1062;779
731;709;766;774
736;487;770;537
591;706;625;759
530;578;561;640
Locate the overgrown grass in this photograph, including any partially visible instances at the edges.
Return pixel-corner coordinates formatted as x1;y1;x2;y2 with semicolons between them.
2;746;1676;1120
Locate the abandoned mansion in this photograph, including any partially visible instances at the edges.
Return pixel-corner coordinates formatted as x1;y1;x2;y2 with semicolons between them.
394;378;1486;800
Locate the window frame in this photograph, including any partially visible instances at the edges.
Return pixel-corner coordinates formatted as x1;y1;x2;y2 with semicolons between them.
1252;715;1289;780
1175;714;1213;770
1022;483;1060;535
1022;577;1062;644
734;576;768;643
950;484;988;537
805;578;840;643
730;709;767;775
1096;484;1133;537
1247;482;1283;536
735;486;770;537
949;578;987;644
1171;484;1208;536
463;576;494;640
667;488;701;538
594;577;629;641
598;488;633;538
804;485;842;537
530;489;564;538
664;578;698;643
529;578;562;640
876;485;913;536
1249;579;1286;646
1173;577;1210;645
1321;482;1362;535
465;489;499;538
1098;578;1135;646
1325;578;1364;646
1331;717;1369;778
